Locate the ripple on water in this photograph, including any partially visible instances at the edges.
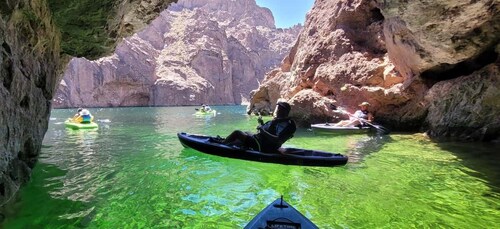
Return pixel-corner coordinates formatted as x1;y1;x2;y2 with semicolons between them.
2;107;499;228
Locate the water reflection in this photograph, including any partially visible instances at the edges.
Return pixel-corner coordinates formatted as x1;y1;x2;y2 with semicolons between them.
40;121;120;205
65;128;98;153
4;107;499;228
346;134;392;163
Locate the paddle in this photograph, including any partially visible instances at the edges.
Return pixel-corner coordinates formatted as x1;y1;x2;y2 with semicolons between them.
334;107;390;135
257;114;264;125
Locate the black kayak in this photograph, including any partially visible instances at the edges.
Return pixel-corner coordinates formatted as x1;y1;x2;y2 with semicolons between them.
177;132;348;167
245;197;319;229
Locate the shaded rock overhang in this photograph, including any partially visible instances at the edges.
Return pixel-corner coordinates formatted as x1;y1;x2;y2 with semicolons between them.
0;0;177;210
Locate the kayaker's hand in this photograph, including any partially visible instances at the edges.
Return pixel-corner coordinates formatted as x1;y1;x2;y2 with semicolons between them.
277;148;287;155
257;116;264;125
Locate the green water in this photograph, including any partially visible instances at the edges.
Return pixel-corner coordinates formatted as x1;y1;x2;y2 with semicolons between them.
2;106;500;228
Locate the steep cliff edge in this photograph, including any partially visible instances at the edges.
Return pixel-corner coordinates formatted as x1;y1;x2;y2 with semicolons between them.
248;0;499;141
52;0;301;108
1;0;60;208
0;0;177;208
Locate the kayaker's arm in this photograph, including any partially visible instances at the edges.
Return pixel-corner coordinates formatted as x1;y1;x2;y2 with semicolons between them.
257;116;264;125
257;125;280;142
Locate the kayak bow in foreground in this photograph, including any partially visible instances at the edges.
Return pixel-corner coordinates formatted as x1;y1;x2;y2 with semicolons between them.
245;197;319;229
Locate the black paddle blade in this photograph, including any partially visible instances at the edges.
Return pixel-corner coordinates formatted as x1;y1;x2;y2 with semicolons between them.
372;124;390;135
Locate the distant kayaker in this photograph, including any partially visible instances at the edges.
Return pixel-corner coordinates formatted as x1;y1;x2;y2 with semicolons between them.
72;109;94;124
72;108;83;119
222;101;296;153
334;102;374;127
200;104;212;112
204;104;211;112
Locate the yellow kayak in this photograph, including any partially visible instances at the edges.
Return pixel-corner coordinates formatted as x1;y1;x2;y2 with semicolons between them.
194;110;216;116
64;119;98;130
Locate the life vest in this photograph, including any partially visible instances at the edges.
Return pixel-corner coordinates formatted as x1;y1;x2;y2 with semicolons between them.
354;110;369;120
74;114;92;124
81;114;92;123
255;118;296;151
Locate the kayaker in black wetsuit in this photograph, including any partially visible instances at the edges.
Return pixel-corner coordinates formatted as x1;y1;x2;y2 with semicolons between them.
222;102;296;153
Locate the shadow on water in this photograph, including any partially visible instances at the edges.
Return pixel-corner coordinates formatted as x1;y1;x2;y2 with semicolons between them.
435;141;500;194
345;134;393;163
1;164;94;228
294;128;392;163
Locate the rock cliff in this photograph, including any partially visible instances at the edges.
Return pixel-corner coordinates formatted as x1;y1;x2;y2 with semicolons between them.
53;0;301;108
0;0;177;208
1;0;497;217
1;0;60;208
248;0;499;141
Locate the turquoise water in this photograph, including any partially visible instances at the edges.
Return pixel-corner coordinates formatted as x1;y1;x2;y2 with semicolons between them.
2;106;500;228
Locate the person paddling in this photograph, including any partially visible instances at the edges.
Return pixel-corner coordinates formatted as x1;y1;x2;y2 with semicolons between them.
222;102;296;153
72;109;94;124
72;108;83;119
197;104;212;112
334;102;373;127
331;102;390;134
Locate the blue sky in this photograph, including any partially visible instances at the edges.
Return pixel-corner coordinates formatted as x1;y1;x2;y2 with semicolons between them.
255;0;315;28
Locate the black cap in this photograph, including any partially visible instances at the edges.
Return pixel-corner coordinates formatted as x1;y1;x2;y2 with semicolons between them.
276;102;291;113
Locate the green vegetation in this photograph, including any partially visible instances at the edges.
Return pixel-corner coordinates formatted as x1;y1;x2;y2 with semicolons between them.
47;0;115;59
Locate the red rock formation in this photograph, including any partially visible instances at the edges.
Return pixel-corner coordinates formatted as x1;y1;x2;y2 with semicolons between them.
53;0;301;107
248;0;499;141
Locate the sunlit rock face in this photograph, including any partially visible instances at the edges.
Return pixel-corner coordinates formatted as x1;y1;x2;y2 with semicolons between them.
247;0;499;141
53;0;302;108
1;0;177;208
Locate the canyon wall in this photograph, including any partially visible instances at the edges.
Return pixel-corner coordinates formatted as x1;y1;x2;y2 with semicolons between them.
53;0;301;108
248;0;499;141
0;0;177;208
1;0;60;207
2;0;497;215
